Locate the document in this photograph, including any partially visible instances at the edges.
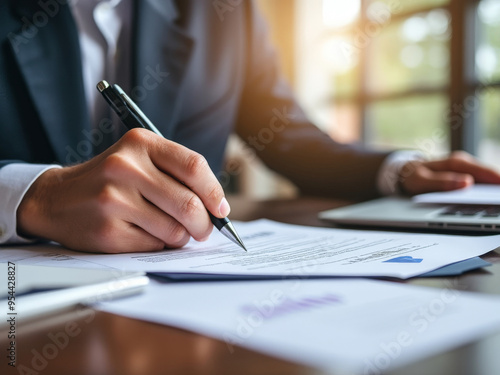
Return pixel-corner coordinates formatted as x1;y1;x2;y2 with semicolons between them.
0;245;110;269
0;264;148;325
413;184;500;205
97;278;500;373
2;220;499;279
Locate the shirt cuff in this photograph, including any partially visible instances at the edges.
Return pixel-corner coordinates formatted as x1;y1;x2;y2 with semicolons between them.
377;151;426;196
0;163;61;244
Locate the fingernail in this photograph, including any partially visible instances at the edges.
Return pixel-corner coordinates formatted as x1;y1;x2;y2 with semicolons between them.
452;177;471;189
218;197;231;217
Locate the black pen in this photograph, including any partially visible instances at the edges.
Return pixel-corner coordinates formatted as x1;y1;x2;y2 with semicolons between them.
96;80;247;251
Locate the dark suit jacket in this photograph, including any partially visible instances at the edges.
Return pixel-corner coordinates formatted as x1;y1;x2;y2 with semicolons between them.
0;0;389;200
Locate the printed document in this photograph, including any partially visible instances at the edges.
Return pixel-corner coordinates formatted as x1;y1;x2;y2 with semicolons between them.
97;278;500;373
2;220;499;279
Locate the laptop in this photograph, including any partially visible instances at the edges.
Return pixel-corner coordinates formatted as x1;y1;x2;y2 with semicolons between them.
319;184;500;233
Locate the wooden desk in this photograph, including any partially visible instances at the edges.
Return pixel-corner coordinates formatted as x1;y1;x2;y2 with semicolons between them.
3;197;500;375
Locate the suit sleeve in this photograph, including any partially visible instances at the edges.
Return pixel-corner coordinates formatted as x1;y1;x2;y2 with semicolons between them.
235;1;391;200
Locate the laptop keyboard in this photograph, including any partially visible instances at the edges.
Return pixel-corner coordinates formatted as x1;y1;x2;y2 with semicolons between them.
439;205;500;218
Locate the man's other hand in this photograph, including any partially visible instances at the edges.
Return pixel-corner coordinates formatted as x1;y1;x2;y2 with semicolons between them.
399;151;500;196
16;129;229;253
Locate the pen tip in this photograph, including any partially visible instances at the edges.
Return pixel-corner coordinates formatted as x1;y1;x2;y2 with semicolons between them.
231;232;247;252
220;222;248;252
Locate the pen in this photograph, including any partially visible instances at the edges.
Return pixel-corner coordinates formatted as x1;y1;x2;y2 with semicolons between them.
96;80;247;251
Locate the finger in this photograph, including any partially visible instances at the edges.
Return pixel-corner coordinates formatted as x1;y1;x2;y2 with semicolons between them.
423;153;500;184
86;223;166;254
97;179;194;247
136;162;213;241
128;194;194;247
113;224;166;253
412;169;474;194
147;137;229;218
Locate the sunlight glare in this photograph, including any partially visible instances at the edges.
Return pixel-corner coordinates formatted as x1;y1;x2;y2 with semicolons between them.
323;0;361;29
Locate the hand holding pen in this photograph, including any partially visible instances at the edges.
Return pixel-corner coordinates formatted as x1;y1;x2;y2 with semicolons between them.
16;84;246;254
97;80;246;251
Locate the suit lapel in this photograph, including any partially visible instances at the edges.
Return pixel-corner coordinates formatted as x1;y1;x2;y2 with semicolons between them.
133;0;194;139
7;2;90;164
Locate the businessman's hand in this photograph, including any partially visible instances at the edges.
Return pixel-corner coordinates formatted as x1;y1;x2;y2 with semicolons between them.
399;151;500;195
16;129;229;253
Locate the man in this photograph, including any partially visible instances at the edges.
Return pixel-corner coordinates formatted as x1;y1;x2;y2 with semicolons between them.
1;0;499;253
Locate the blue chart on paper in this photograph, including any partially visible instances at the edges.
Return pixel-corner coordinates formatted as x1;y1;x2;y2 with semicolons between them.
384;256;424;264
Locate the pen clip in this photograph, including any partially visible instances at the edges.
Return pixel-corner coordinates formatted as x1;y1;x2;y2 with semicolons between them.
113;84;163;137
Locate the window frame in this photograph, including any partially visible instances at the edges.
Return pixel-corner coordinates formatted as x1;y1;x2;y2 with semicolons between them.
325;0;500;154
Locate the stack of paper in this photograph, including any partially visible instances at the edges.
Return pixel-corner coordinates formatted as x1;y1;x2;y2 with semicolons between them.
67;219;500;279
98;278;500;374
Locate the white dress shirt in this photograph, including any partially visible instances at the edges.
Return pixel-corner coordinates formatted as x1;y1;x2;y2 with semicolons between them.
0;0;418;244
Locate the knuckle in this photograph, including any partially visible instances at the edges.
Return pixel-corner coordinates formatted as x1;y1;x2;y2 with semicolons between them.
168;223;189;245
102;153;147;181
447;156;463;170
450;150;468;160
96;186;119;211
121;128;150;146
185;153;208;178
415;166;427;178
102;153;131;178
180;194;204;221
206;183;224;203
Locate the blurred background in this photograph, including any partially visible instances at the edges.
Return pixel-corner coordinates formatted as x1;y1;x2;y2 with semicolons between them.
224;0;500;199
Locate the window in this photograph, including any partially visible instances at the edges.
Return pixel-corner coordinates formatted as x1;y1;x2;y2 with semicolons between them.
295;0;500;164
476;0;500;166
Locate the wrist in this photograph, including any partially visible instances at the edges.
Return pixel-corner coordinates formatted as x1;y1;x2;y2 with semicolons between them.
377;151;426;196
398;159;425;196
16;168;59;240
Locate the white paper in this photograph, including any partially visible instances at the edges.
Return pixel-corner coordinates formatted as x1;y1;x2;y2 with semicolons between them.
97;278;500;373
0;245;111;269
1;220;499;279
413;184;500;205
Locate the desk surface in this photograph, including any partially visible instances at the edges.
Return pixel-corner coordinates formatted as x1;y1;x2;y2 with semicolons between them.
3;197;500;375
